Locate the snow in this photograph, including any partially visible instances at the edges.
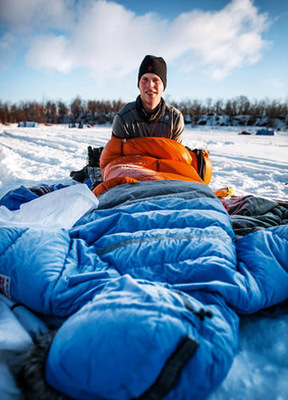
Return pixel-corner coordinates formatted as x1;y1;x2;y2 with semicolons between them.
1;124;287;200
0;123;288;399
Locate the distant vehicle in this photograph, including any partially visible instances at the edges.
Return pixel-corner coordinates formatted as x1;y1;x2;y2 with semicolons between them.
238;130;252;135
255;128;274;136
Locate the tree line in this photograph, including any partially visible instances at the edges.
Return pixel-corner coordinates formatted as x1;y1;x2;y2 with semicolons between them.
0;96;287;126
0;97;126;125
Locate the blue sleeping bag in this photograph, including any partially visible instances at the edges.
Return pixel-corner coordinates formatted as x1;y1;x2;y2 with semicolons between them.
0;180;287;400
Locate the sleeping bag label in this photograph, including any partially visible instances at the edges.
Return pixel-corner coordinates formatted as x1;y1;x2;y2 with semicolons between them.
0;274;11;298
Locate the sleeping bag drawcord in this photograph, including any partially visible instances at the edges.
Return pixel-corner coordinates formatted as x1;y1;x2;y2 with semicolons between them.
194;308;213;321
174;290;213;321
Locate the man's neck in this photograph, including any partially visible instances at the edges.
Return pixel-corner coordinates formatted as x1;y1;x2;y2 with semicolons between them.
142;100;160;113
136;96;165;122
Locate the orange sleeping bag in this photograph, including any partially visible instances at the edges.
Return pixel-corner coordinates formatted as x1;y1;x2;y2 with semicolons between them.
93;136;212;196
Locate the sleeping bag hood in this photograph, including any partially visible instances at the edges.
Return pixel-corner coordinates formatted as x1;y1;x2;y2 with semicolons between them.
46;276;235;400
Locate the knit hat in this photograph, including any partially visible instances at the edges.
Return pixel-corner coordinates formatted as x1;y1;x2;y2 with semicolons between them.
138;55;167;89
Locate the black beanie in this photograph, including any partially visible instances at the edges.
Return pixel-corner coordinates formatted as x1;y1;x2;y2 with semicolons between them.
138;55;167;89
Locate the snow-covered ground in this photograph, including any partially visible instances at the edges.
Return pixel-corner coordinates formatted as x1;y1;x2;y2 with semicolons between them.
0;124;288;400
0;124;287;199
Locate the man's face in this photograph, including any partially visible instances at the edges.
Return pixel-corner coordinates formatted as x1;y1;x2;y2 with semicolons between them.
138;73;164;111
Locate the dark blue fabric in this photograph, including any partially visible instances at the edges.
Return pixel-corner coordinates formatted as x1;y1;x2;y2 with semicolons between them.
0;183;67;210
0;186;38;210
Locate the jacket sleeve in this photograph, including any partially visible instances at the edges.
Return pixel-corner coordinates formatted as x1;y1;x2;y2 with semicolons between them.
171;109;184;143
112;114;128;138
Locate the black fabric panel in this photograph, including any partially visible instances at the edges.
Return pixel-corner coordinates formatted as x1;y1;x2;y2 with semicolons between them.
221;195;288;238
135;336;199;400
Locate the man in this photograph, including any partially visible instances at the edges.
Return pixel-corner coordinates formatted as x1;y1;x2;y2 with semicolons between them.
112;55;184;143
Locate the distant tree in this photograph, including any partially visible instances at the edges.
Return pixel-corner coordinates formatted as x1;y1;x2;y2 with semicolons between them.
190;99;202;117
266;99;281;119
9;104;18;123
0;101;9;123
70;97;83;122
45;101;52;123
0;96;287;128
251;99;266;118
236;96;250;115
224;100;233;116
111;99;125;113
205;97;213;115
33;102;45;123
87;100;98;115
214;99;224;115
57;101;69;124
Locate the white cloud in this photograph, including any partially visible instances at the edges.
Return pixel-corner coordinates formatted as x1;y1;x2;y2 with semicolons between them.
163;0;270;79
26;35;73;73
0;0;74;31
2;0;271;81
0;33;16;67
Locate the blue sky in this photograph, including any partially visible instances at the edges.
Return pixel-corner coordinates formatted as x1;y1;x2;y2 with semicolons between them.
0;0;287;104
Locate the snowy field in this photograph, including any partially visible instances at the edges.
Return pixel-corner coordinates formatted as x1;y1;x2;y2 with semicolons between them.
0;123;287;200
0;123;288;400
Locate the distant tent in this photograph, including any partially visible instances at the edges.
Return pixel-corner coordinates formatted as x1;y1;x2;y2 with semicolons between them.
18;121;38;128
68;122;84;128
255;128;274;136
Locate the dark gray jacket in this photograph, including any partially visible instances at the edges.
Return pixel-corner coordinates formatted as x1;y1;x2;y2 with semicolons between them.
112;96;184;143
